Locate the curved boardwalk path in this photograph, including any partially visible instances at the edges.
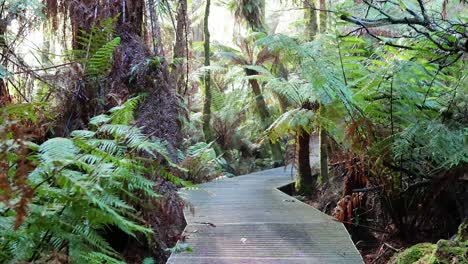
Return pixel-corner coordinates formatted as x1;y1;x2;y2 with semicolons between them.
167;167;363;264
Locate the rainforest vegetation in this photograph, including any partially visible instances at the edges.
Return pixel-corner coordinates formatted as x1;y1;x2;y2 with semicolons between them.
0;0;466;263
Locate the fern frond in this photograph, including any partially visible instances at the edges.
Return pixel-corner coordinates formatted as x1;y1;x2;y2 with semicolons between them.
158;168;193;187
109;95;145;125
89;114;111;126
268;108;315;142
71;130;97;138
39;138;79;163
215;51;248;65
79;251;126;264
86;37;121;77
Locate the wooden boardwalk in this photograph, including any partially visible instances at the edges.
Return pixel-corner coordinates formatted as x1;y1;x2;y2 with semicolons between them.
167;167;363;264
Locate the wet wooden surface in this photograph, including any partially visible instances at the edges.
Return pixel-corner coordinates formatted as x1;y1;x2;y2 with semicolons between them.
167;167;363;264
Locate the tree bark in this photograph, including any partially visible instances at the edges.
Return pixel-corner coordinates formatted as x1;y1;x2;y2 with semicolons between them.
295;128;314;194
202;0;213;142
304;0;318;39
136;0;181;147
173;0;188;95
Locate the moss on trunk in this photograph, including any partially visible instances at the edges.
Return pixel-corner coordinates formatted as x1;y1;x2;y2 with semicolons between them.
295;128;314;195
304;0;318;39
202;0;213;142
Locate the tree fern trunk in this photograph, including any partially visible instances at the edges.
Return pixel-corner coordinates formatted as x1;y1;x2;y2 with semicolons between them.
319;127;329;183
248;77;269;121
202;0;213;142
295;128;314;194
246;69;283;165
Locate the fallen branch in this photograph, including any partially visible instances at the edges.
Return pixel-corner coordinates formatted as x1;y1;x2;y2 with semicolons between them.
384;242;401;252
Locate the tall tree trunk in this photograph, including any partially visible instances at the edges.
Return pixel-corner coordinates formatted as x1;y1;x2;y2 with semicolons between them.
295;101;319;194
295;128;314;194
202;0;213;142
319;127;329;183
304;0;318;39
246;69;283;165
135;0;181;147
319;0;327;33
173;0;188;95
0;19;11;106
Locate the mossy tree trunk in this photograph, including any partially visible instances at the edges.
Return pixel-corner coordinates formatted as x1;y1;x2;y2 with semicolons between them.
295;128;314;194
173;0;189;96
295;101;318;194
202;0;213;142
304;0;318;39
246;68;283;165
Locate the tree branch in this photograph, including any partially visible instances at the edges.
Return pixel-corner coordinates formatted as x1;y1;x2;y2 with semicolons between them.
340;14;426;28
417;0;430;22
340;3;467;53
347;19;415;50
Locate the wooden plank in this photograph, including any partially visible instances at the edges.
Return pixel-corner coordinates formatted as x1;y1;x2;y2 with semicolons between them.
167;167;363;264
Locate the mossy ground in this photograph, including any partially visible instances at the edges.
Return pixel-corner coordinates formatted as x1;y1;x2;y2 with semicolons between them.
391;243;436;264
391;223;468;264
